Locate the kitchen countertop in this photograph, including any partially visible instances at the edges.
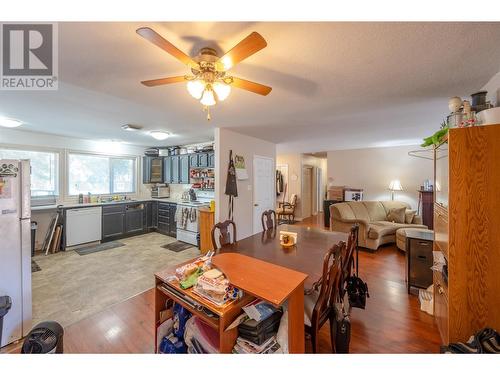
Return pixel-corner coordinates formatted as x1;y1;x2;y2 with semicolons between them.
31;197;185;211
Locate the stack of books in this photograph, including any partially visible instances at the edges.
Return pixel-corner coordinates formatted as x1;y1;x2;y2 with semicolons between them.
232;336;281;354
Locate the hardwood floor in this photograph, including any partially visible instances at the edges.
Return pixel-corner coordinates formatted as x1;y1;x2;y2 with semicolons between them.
300;214;441;353
2;213;441;354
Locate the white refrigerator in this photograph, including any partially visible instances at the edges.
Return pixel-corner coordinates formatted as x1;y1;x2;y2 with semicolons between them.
0;160;32;348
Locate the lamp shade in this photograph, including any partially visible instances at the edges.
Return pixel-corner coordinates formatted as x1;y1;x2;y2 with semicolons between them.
389;180;403;191
187;80;205;99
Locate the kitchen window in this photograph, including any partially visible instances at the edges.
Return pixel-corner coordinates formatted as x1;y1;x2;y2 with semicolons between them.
0;148;59;197
68;153;136;195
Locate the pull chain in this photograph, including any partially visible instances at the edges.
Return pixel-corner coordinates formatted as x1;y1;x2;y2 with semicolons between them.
203;106;211;121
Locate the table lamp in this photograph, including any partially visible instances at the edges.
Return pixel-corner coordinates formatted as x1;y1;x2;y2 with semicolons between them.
389;179;403;200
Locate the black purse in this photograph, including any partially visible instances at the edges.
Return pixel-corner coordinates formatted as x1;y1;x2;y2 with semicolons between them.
345;236;370;309
333;302;351;353
346;276;369;309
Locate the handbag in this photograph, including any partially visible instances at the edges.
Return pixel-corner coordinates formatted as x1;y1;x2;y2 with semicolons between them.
346;276;369;309
333;301;351;353
345;235;370;309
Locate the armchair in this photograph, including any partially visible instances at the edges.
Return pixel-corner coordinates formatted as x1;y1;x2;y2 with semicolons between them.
277;194;298;223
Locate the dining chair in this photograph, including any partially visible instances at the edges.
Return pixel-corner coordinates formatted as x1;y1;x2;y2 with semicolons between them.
261;209;277;231
304;241;345;353
211;220;237;250
342;223;359;280
340;224;359;297
277;194;298;224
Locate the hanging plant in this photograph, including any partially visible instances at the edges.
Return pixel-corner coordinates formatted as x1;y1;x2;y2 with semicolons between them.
421;120;449;147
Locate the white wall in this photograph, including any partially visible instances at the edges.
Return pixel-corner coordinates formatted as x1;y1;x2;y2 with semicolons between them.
327;145;433;210
215;128;276;240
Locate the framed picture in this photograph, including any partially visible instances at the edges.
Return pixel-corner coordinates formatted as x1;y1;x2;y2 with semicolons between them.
344;189;363;201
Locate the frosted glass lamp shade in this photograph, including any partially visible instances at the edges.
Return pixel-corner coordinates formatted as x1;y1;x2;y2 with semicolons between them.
200;89;216;106
213;82;231;101
187;80;205;99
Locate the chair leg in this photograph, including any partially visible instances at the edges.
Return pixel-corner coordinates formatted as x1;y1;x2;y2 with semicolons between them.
329;314;336;353
311;330;318;354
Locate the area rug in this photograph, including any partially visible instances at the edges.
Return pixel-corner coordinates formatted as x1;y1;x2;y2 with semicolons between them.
162;241;193;252
75;241;125;256
32;260;41;273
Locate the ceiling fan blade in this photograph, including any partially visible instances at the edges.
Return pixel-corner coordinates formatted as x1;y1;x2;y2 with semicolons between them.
141;76;186;87
136;27;198;68
218;32;267;70
230;77;272;96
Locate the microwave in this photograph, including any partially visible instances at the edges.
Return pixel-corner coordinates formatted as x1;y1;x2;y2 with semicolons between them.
151;185;170;198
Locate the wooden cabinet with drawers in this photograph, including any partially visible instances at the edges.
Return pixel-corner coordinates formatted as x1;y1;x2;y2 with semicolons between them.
433;125;500;345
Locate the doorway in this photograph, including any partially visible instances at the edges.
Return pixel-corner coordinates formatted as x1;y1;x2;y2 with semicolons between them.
253;156;275;234
302;166;313;219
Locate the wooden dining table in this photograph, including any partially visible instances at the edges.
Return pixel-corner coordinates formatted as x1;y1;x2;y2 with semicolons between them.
219;224;348;289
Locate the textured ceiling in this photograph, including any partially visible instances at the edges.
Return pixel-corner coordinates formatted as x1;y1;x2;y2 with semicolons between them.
1;22;500;150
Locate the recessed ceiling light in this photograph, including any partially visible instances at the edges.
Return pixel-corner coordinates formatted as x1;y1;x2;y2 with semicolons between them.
150;131;170;141
0;117;23;128
121;124;143;132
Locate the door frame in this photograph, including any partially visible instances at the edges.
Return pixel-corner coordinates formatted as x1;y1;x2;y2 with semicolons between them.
253;155;275;235
301;165;314;219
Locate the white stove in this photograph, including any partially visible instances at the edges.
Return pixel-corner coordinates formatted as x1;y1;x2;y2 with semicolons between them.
176;191;213;246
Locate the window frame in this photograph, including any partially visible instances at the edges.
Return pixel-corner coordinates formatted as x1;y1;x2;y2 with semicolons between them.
66;151;138;196
0;144;61;199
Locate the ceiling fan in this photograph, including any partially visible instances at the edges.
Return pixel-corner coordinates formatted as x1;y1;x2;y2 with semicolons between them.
136;27;272;120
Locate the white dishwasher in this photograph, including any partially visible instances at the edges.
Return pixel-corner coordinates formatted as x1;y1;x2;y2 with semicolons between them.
66;206;102;247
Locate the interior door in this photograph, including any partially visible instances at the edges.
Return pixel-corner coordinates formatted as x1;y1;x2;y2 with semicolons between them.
253;156;275;234
302;166;313;219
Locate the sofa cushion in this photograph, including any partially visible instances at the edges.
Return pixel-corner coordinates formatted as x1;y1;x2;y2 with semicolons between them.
347;202;371;223
368;221;428;239
331;202;356;221
363;201;387;222
405;210;417;224
373;221;427;229
367;223;397;239
381;201;411;215
387;207;406;223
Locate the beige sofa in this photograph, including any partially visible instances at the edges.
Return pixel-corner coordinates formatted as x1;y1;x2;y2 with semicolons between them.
330;201;427;250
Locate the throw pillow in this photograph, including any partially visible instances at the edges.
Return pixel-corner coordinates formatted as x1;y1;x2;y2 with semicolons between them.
387;207;406;223
405;210;417;224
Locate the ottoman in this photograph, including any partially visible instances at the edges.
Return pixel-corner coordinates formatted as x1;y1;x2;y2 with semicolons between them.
396;228;433;252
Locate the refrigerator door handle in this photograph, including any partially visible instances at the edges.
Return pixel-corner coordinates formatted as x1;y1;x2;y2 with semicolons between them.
20;160;31;219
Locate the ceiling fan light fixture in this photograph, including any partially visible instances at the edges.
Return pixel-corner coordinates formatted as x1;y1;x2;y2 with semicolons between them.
150;131;170;141
187;80;205;99
200;88;216;107
213;82;231;101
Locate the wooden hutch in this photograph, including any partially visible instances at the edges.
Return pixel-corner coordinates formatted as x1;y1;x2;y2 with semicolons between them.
433;125;500;344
